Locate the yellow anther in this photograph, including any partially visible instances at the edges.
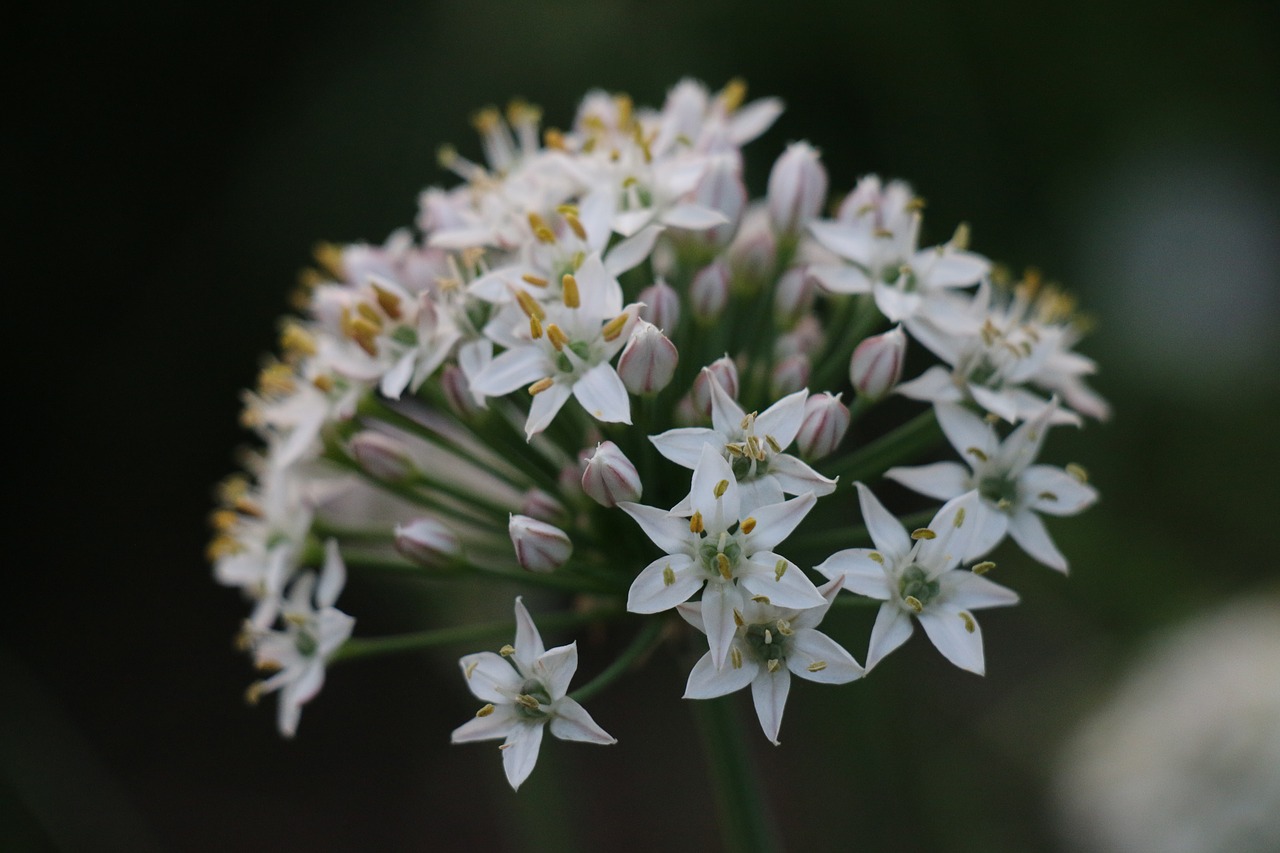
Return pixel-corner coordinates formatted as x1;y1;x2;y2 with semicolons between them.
733;608;745;627
765;435;782;454
966;447;989;462
720;78;747;112
471;106;501;133
601;312;629;342
514;289;546;321
356;302;383;328
747;435;764;460
621;175;639;188
973;561;996;575
465;660;481;678
528;378;554;396
312;374;334;393
312;242;345;280
1066;463;1089;483
873;227;894;239
726;443;745;457
868;552;884;564
561;274;581;308
731;647;743;670
662;565;675;586
774;559;788;582
763;629;773;645
476;703;495;717
529;315;543;339
767;659;781;673
997;498;1012;510
959;612;976;633
716;553;732;580
255;657;283;674
546;324;569;351
954;507;966;528
807;661;828;673
527;212;556;244
951;222;971;251
752;595;771;604
521;274;549;288
570;251;585;271
244;682;264;706
516;694;540;710
613;93;633;129
1037;491;1059;502
563;211;587;241
911;528;937;540
740;517;757;535
904;595;924;613
906;196;927;211
632;123;653;163
280;323;317;358
543;128;566;150
206;534;243;561
776;619;793;636
436;144;459;170
348;319;380;356
461;246;486;271
741;413;756;431
714;479;729;499
257;363;297;397
232;495;263;517
371;283;403;320
499;645;516;657
209;510;239;534
689;511;704;534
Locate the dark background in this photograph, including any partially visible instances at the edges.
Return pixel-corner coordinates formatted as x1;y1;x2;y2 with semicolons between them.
8;1;1280;850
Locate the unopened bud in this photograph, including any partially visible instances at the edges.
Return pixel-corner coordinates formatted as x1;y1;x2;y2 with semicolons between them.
674;394;700;426
849;325;907;402
508;515;573;573
728;205;777;281
349;431;415;482
691;357;739;417
690;261;730;321
773;266;817;326
638;279;681;332
581;441;643;507
617;321;678;395
767;141;828;236
394;517;461;567
775;315;825;359
796;392;850;460
688;153;746;248
771;354;810;397
520;488;565;523
440;364;485;417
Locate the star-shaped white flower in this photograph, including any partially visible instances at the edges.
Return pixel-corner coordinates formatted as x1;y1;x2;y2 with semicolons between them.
678;578;863;745
884;399;1098;571
650;370;836;513
816;485;1018;674
451;597;615;790
621;444;825;669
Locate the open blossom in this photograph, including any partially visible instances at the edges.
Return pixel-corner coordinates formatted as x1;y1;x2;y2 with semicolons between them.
885;399;1098;571
622;444;824;669
679;578;863;745
816;486;1018;674
451;598;615;790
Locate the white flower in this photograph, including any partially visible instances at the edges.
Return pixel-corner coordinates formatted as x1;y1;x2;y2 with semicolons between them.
621;444;825;669
816;485;1018;674
679;578;863;745
451;598;615;790
245;539;355;737
885;399;1098;571
650;370;836;513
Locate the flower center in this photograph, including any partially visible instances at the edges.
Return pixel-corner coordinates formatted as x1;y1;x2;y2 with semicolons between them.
515;679;553;719
294;628;318;657
744;622;788;664
978;473;1019;508
698;532;742;581
898;564;940;609
555;340;593;374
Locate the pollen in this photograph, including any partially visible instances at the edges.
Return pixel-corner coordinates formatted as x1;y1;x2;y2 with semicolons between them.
776;619;793;636
662;564;675;586
476;703;495;717
528;378;554;396
720;77;747;112
959;612;976;633
740;517;757;535
546;324;569;351
716;553;733;580
733;608;745;627
752;595;771;604
713;479;729;498
868;552;884;564
954;507;966;528
516;694;540;710
904;595;924;613
465;661;480;678
690;511;704;534
601;312;629;342
973;561;996;575
807;661;828;673
731;647;743;669
529;315;543;339
499;645;516;657
951;222;971;251
280;323;317;358
765;435;782;454
312;241;346;280
1037;491;1059;502
911;528;937;540
527;212;556;244
312;374;334;393
1066;463;1089;483
371;283;403;320
521;274;549;288
966;446;989;462
774;559;788;581
514;289;546;320
560;274;581;308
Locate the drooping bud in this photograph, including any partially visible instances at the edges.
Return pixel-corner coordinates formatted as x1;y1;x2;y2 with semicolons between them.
508;515;573;573
767;141;828;236
520;488;565;524
771;353;811;397
349;431;416;482
773;266;817;327
638;279;681;332
690;261;730;321
440;364;484;418
687;153;747;248
394;517;461;567
581;441;643;507
691;357;739;416
617;321;678;395
849;325;907;402
796;392;850;460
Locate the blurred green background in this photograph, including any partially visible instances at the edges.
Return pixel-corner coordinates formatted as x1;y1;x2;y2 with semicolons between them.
9;0;1280;850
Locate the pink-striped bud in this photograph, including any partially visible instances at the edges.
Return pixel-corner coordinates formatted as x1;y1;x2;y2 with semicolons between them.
773;266;817;326
638;279;681;332
617;321;678;395
394;517;461;567
849;325;907;402
767;141;828;236
440;364;484;418
508;515;573;573
691;357;740;416
581;441;643;507
349;431;415;482
796;392;850;460
771;353;811;397
690;261;730;321
520;488;565;523
687;153;747;248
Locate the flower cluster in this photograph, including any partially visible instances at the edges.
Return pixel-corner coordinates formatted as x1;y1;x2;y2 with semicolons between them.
210;79;1104;786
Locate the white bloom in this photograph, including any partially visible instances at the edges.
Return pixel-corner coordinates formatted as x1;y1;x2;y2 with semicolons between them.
650;370;836;513
451;598;615;790
885;399;1097;571
816;486;1018;674
679;578;863;745
622;444;825;668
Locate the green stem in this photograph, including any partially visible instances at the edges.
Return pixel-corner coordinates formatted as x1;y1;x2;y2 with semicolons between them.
690;696;782;853
569;618;665;704
824;409;943;483
812;293;882;391
342;553;624;595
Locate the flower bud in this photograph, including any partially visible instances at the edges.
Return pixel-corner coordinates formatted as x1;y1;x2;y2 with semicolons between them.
691;357;739;417
775;315;825;359
638;279;681;332
849;325;907;402
767;141;828;236
688;153;746;248
796;392;850;460
674;394;700;427
771;353;811;397
581;441;643;507
394;517;461;567
728;206;777;282
441;364;484;418
690;261;730;321
520;488;565;523
349;431;416;482
773;265;817;326
617;321;678;395
508;515;573;573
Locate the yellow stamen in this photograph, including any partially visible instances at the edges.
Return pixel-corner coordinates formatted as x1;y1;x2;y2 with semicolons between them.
371;283;403;320
776;619;793;636
210;509;239;532
514;289;546;320
767;659;781;673
954;507;966;528
951;222;971;251
527;212;556;244
911;528;936;540
740;517;756;535
476;703;495;717
529;315;543;339
1037;491;1059;502
561;274;580;308
543;128;566;150
959;612;976;633
973;561;996;575
521;274;549;288
807;661;828;673
868;551;884;564
546;324;569;352
713;479;729;498
763;629;773;645
662;565;675;586
731;647;743;669
601;312;629;342
356;302;383;328
733;608;745;627
312;242;345;280
752;595;771;604
498;645;515;658
720;78;747;112
516;694;540;710
765;435;782;454
465;660;480;678
904;596;924;613
528;378;554;396
690;511;704;534
312;374;334;393
1066;463;1089;483
471;106;501;133
966;447;989;462
280;323;317;358
715;553;732;581
774;559;788;582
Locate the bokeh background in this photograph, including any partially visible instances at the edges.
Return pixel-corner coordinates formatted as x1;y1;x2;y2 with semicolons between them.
9;1;1280;850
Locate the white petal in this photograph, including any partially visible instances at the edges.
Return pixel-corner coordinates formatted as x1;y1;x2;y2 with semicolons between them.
661;202;730;230
767;454;838;498
917;607;986;675
854;482;911;564
739;552;825;609
995;398;1058;473
619;502;693;555
896;366;964;405
755;389;808;449
707;370;746;436
626;554;702;613
702;582;741;669
471;347;548;397
604;224;664;276
379;351;416;399
572;364;631;424
502;723;545;790
549;698;616;744
649;427;722;469
964;501;1010;561
525;381;573;438
934;403;998;465
808;220;873;264
736;476;786;515
809;263;872;295
866;603;914;671
787;630;864;684
873;282;922;323
1008;510;1068;572
612;208;654;238
1021;465;1099;516
683;647;759;698
451;703;519;743
813;549;891;600
728;97;784;143
918;249;989;288
917;492;982;576
276;661;324;738
885;461;971;501
691;444;740;527
316;539;346;609
744;492;816;553
533;643;578;701
751;667;791;745
969;384;1021;423
513;597;545;668
941;571;1020;611
571;252;623;319
459;651;522;703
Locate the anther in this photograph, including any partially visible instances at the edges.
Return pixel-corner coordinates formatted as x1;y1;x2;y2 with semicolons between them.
731;647;743;669
774;559;788;581
516;694;540;710
528;378;554;396
529;315;543;339
514;289;546;320
954;508;966;528
689;511;704;534
904;595;924;613
498;645;515;657
966;447;989;462
868;552;884;564
371;283;403;320
476;703;495;717
466;661;481;677
601;312;629;342
973;561;996;575
527;212;556;244
751;595;771;604
776;619;793;636
767;659;781;673
911;528;936;540
312;374;334;393
733;609;745;627
1066;463;1088;483
1037;491;1059;502
713;479;729;498
740;517;757;535
765;435;782;454
561;274;580;308
521;274;549;288
546;324;569;351
720;78;747;112
662;565;675;586
716;553;732;580
959;612;976;633
807;661;828;672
